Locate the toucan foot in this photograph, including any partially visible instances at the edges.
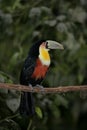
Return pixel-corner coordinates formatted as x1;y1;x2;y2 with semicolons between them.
28;84;33;92
35;84;45;94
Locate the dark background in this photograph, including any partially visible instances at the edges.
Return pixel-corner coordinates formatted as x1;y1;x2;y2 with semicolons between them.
0;0;87;130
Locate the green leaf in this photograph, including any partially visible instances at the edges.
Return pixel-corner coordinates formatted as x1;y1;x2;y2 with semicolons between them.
6;97;20;112
35;106;43;119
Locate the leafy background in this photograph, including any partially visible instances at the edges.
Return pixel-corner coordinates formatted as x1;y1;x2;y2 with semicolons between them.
0;0;87;130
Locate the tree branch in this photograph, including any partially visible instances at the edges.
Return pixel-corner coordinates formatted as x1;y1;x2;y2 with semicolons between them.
0;83;87;94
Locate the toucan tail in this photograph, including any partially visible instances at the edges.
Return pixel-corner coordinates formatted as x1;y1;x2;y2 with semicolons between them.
20;92;35;116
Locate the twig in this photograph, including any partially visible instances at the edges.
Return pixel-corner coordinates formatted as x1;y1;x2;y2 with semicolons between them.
0;83;87;94
0;113;19;123
27;119;33;130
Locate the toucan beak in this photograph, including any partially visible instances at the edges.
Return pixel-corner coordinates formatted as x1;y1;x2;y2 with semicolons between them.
46;40;64;50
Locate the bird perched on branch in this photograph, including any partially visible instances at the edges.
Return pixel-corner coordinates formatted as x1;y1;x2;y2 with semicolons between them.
20;40;64;116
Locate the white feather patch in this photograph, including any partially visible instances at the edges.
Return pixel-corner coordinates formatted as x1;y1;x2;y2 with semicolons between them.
39;55;51;66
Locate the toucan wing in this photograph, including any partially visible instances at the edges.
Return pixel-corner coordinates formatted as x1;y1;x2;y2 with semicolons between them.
20;56;36;85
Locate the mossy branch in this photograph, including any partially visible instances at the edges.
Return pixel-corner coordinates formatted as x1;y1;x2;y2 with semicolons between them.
0;83;87;94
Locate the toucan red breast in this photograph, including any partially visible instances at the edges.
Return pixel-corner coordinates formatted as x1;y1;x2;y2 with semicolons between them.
19;40;64;116
31;58;49;80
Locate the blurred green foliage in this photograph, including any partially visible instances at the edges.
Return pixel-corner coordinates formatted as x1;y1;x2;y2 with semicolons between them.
0;0;87;130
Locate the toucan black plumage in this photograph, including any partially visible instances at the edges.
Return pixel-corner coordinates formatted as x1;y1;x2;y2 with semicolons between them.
20;40;64;116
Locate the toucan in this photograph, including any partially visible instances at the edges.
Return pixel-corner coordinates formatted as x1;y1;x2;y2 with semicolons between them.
20;40;64;116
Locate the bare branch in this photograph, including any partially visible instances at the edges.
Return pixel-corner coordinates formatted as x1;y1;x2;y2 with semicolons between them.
0;83;87;94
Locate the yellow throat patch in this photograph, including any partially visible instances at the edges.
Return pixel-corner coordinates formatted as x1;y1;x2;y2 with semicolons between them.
39;46;50;66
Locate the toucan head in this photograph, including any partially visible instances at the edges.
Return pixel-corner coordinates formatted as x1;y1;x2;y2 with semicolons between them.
38;40;64;66
29;40;64;60
40;40;64;50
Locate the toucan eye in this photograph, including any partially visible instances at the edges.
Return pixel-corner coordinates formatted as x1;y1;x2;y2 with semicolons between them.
46;42;48;49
